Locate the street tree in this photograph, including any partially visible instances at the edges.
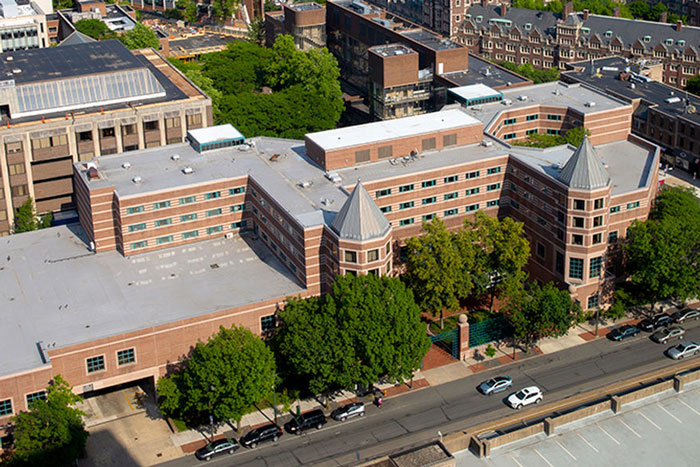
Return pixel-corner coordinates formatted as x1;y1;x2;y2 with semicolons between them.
651;185;700;222
74;19;117;40
118;23;160;50
504;282;582;351
8;375;89;466
156;325;276;425
687;74;700;96
14;197;52;233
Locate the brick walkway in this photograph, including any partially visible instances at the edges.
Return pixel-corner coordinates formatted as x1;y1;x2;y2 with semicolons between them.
422;344;457;370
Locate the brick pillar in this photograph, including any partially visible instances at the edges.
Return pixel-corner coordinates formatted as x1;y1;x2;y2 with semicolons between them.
458;314;469;361
674;376;684;392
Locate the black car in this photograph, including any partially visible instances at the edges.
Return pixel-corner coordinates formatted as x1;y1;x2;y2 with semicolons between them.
638;313;673;332
194;438;238;461
283;409;327;434
672;308;700;323
240;424;282;448
608;324;641;341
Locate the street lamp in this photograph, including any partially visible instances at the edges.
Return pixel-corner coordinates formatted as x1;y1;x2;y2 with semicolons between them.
271;374;278;425
209;385;216;441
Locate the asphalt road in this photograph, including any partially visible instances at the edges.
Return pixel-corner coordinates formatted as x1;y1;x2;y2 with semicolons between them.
159;316;700;467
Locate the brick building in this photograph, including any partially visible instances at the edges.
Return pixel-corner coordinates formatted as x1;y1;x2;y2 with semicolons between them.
0;0;51;52
454;3;700;90
265;2;326;50
0;80;659;446
0;39;212;235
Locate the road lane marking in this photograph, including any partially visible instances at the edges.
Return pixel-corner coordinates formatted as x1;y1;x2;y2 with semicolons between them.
597;424;621;445
533;448;554;467
510;454;525;467
618;418;641;438
639;411;661;430
659;404;682;423
678;398;700;417
576;432;598;453
125;394;134;411
555;439;577;460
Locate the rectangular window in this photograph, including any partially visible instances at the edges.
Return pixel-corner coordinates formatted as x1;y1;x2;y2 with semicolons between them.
444;192;458;200
155;218;171;227
487;183;501;191
230;204;245;212
368;249;379;262
156;235;173;245
8;163;25;175
466;204;479;212
179;196;196;205
608;231;618;243
556;229;564;240
86;356;105;373
574;199;585;210
537;217;547;226
547;114;562;121
422;137;436;151
503;133;516;140
400;201;414;209
229;187;246;195
232;221;247;229
526;114;538;121
0;399;12;416
117;348;136;366
569;257;583;279
511;200;520;209
627;201;640;210
128;223;146;233
126;206;144;215
399;184;414;193
377;145;393;159
399;218;415;226
487;167;502;175
594;198;604;209
355;149;370;163
376;188;391;197
380;206;391;213
153;201;171;210
443;134;457;146
345;251;357;263
536;242;545;258
504;118;517;125
182;230;199;239
180;213;197;222
444;208;459;217
590;256;602;278
422;180;436;188
444;175;458;184
555;251;565;274
587;295;599;309
547;129;560;135
592;233;602;244
261;315;277;332
26;391;46;406
206;208;223;217
466;188;479;196
205;191;221;200
573;217;584;228
487;200;499;207
131;241;148;250
422;197;437;205
572;234;583;245
466;170;480;179
422;214;435;221
610;206;620;213
526;129;538;135
593;216;603;227
207;226;224;234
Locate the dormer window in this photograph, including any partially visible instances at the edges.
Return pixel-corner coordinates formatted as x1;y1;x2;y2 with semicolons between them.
476;15;482;23
525;23;532;30
605;30;612;38
678;39;685;46
643;35;651;43
665;38;673;45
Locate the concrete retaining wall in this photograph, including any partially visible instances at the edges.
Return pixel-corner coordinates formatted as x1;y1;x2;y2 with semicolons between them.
485;422;544;450
546;400;611;434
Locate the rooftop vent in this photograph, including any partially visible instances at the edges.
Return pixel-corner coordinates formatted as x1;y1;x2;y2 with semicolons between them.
517;95;528;101
501;99;513;105
132;176;142;184
584;101;596;107
299;180;312;188
325;172;342;183
182;166;193;174
12;68;20;74
5;56;12;61
171;154;180;161
121;162;131;169
666;96;681;104
481;140;494;147
87;166;99;180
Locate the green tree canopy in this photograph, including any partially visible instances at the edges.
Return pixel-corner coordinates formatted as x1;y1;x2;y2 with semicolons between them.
53;0;73;10
74;19;118;41
275;274;429;397
168;58;223;122
156;325;276;425
118;23;160;50
211;0;239;22
686;75;700;96
504;282;582;351
8;375;88;466
564;127;591;147
497;61;559;84
14;197;52;233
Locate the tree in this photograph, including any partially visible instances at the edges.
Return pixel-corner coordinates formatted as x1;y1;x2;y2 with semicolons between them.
74;19;117;41
53;0;73;9
652;185;700;222
504;282;582;351
14;197;52;233
275;274;429;398
168;59;223;122
164;9;184;21
687;74;700;96
247;18;265;46
156;325;276;426
8;375;88;466
467;212;530;312
119;23;160;50
211;0;239;22
564;127;591;147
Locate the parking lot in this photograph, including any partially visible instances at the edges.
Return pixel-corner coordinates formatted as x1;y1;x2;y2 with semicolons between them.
455;382;700;467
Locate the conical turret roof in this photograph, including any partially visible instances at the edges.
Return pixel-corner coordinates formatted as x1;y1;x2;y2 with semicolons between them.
558;137;610;190
331;182;391;241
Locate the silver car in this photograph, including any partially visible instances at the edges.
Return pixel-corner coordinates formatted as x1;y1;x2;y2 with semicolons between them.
666;341;700;360
651;326;685;344
331;402;365;422
478;376;513;395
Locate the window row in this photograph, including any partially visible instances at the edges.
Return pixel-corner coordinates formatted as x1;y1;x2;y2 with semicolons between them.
86;348;136;374
125;205;246;232
373;167;502;199
124;187;246;215
129;221;247;250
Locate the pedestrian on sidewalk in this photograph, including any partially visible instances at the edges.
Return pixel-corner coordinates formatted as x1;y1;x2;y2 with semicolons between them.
374;395;383;408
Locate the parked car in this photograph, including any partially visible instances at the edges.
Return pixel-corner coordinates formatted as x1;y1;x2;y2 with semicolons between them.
240;424;282;448
507;386;543;409
331;402;365;422
651;326;685;344
672;308;700;324
666;341;700;360
283;409;327;434
478;376;513;395
608;324;641;342
638;314;673;332
194;438;239;461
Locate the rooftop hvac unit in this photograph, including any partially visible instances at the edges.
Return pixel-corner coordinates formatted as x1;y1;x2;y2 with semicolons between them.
132;176;142;184
182;166;193;174
325;172;342;183
517;95;528;101
584;101;596;107
481;140;493;147
225;232;234;239
171;154;180;161
300;180;312;188
121;162;131;169
665;97;681;104
501;99;513;105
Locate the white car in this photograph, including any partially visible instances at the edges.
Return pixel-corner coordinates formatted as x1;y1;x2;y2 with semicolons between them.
507;386;543;409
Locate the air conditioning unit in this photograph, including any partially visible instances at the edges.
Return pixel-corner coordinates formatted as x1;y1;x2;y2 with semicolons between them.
182;166;193;175
481;140;493;147
224;232;234;239
121;162;131;169
171;154;180;161
132;176;142;184
584;101;596;107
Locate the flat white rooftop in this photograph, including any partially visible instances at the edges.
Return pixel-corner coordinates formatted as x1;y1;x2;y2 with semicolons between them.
188;124;244;144
448;83;501;101
305;109;482;151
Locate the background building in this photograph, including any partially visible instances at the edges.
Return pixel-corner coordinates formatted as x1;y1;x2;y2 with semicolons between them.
265;2;326;50
0;0;51;52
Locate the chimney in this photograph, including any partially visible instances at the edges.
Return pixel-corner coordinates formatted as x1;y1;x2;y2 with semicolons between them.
500;3;507;16
660;11;667;23
481;0;488;7
87;167;99;180
563;2;574;18
676;19;682;32
583;9;589;20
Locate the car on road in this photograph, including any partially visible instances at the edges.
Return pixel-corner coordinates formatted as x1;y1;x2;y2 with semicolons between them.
283;409;327;434
638;314;673;332
666;341;700;360
194;438;239;461
507;386;543;409
478;376;513;395
240;424;283;448
608;324;641;341
331;402;365;422
651;326;685;344
672;308;700;324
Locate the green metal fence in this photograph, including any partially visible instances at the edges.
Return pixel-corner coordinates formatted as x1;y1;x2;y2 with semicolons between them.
468;316;510;348
430;328;459;359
